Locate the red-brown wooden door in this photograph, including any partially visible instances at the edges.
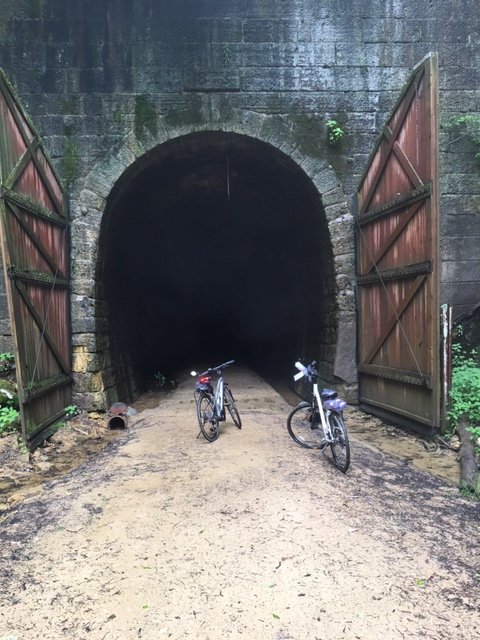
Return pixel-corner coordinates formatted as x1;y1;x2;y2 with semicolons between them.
0;69;71;448
356;53;440;433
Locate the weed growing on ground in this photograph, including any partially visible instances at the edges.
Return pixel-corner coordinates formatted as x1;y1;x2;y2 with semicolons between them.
0;406;20;435
448;328;480;451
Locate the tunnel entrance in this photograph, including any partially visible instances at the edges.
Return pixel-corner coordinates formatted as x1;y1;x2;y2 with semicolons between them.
99;132;337;401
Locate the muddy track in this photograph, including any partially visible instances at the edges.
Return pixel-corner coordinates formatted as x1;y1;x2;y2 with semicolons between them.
0;369;479;640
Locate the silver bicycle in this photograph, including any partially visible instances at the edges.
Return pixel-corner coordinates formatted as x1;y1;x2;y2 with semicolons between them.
287;360;350;472
191;360;241;442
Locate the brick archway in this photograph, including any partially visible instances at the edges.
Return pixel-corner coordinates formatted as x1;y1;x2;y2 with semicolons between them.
73;110;356;409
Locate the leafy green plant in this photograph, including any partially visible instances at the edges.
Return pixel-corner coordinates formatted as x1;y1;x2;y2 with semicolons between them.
0;351;15;373
113;108;122;124
326;119;345;146
152;372;177;390
154;372;167;387
0;381;18;409
467;423;480;456
444;114;480;164
64;404;79;419
0;406;20;435
448;329;480;450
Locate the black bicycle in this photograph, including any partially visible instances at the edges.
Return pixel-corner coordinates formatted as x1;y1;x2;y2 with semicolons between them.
287;360;350;473
191;360;241;442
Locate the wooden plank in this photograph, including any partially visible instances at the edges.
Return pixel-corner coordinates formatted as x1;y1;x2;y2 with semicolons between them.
360;201;424;275
0;67;72;448
356;53;439;433
362;275;426;365
7;265;69;288
6;201;66;277
358;363;432;389
0;73;64;217
13;279;70;375
23;373;72;403
357;184;431;226
357;260;432;285
388;133;423;188
3;188;67;227
358;70;424;215
4;140;40;190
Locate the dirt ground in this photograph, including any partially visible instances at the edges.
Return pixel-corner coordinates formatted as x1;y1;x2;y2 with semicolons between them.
0;368;479;640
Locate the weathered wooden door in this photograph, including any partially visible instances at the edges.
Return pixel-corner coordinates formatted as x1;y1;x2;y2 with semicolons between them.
356;53;439;434
0;69;71;448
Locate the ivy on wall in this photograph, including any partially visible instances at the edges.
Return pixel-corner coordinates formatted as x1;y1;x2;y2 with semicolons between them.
326;119;346;147
134;95;158;141
444;114;480;165
0;0;44;37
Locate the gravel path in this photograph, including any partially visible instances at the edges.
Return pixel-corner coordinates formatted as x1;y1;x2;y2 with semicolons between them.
1;369;479;640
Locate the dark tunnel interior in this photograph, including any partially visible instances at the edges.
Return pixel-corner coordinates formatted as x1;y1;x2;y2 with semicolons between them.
100;132;336;399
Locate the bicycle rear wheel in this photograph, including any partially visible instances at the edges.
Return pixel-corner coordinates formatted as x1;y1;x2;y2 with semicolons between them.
196;393;219;442
224;386;241;429
329;413;350;472
287;404;325;449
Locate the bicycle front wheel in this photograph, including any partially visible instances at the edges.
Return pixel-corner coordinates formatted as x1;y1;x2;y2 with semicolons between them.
196;393;219;442
329;413;350;472
224;386;241;429
287;404;325;449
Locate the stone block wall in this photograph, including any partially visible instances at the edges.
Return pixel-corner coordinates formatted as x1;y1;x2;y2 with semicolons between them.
0;0;478;407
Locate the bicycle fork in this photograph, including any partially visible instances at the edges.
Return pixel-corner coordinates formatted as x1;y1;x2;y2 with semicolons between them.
313;383;334;443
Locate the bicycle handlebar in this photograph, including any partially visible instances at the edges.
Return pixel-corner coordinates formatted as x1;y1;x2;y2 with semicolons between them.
293;360;319;381
197;359;235;377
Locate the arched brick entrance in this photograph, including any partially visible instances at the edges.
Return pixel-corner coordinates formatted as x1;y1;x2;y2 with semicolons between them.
73;111;356;408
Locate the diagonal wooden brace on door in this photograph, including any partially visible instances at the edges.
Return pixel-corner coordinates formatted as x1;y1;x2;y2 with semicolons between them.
13;278;70;376
0;73;64;217
5;200;66;278
359;67;425;215
360;200;424;275
363;274;427;365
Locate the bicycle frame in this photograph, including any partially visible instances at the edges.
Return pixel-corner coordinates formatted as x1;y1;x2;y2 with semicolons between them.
213;374;224;419
289;360;350;472
192;360;234;421
193;360;241;442
294;361;346;443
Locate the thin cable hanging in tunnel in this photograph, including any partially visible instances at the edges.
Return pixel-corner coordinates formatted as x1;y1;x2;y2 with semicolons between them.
226;155;230;200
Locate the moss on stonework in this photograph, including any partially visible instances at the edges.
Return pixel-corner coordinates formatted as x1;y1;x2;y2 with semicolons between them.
164;97;203;128
0;0;44;37
63;123;74;138
134;95;158;141
0;1;18;39
62;100;73;115
25;0;44;18
289;115;326;158
216;97;234;122
62;139;79;188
